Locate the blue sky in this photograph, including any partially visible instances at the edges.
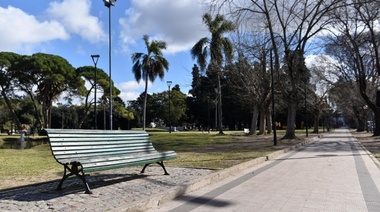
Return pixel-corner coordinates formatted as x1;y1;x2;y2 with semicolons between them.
0;0;209;104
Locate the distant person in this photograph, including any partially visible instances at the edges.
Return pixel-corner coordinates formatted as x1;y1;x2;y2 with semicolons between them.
19;125;27;149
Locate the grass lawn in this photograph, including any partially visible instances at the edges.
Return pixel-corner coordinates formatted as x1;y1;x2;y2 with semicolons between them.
0;130;312;189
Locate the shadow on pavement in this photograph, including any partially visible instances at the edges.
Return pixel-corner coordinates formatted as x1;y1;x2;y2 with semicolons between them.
175;195;233;208
0;173;147;201
274;153;368;161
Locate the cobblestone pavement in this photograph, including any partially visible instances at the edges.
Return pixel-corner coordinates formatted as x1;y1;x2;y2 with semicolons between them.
0;166;213;211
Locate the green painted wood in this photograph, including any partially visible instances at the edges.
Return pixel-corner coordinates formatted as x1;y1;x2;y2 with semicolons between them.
45;129;176;173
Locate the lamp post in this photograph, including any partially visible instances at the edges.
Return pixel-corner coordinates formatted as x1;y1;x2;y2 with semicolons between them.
103;0;116;130
91;54;100;129
207;96;210;133
305;80;309;137
270;50;277;146
167;81;172;133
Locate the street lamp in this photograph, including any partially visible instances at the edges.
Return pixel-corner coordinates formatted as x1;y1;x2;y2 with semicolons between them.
91;54;100;129
270;50;277;146
167;81;172;133
103;0;116;130
207;96;210;133
305;80;309;137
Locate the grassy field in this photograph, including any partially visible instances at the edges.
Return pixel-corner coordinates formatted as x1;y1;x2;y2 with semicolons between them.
0;130;312;189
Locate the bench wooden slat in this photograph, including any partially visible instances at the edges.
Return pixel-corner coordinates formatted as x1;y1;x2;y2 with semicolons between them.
50;142;152;148
52;148;158;160
48;134;149;140
70;151;176;164
49;138;149;143
50;145;153;151
80;152;176;168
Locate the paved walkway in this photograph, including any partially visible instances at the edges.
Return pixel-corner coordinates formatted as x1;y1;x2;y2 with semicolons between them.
1;129;379;211
149;129;380;212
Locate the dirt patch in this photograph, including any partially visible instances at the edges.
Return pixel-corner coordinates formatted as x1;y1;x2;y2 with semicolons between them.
0;173;62;190
351;130;380;165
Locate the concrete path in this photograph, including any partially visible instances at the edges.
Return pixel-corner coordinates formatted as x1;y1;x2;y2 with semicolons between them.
149;129;380;212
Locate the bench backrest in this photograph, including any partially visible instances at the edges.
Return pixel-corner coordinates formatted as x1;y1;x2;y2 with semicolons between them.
45;129;157;164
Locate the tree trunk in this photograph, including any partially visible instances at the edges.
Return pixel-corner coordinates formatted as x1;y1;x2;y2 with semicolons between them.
258;112;266;135
374;90;380;136
266;112;272;134
143;76;149;130
24;90;43;128
282;100;298;139
373;109;380;136
356;117;365;132
312;110;320;134
217;73;224;134
1;90;22;130
249;105;259;135
258;97;271;135
42;102;48;128
77;90;92;129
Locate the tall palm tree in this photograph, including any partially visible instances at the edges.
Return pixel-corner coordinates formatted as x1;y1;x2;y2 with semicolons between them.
131;35;169;130
191;13;235;134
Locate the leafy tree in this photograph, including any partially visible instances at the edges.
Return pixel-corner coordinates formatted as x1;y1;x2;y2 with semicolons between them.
191;13;235;134
166;87;187;127
131;35;169;130
51;103;78;129
187;64;219;130
328;78;367;130
127;94;144;128
13;53;85;128
76;66;111;128
0;52;23;130
112;96;134;129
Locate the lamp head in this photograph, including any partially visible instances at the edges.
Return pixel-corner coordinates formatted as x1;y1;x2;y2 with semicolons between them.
91;54;100;65
103;0;116;7
167;81;172;87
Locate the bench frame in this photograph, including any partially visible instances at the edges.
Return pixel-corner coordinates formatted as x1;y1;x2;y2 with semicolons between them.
45;129;176;194
57;161;170;194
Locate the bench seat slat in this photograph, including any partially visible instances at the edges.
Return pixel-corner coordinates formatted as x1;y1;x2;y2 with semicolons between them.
50;143;155;151
58;151;176;170
59;151;176;164
53;149;159;160
48;136;149;142
49;140;150;146
83;155;177;173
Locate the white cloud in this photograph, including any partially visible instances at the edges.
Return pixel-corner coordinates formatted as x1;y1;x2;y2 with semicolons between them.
46;0;106;43
116;80;152;103
0;6;69;53
306;54;339;96
119;0;208;54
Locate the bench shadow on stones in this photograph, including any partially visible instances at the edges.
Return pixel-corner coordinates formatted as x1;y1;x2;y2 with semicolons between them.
0;173;148;201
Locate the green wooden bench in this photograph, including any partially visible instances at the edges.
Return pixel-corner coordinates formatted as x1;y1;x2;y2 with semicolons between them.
45;129;177;194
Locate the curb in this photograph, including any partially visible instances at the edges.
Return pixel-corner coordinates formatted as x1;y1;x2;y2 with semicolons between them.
120;135;320;212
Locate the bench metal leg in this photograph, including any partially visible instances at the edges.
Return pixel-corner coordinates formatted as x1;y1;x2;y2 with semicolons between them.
141;161;169;175
57;163;92;194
